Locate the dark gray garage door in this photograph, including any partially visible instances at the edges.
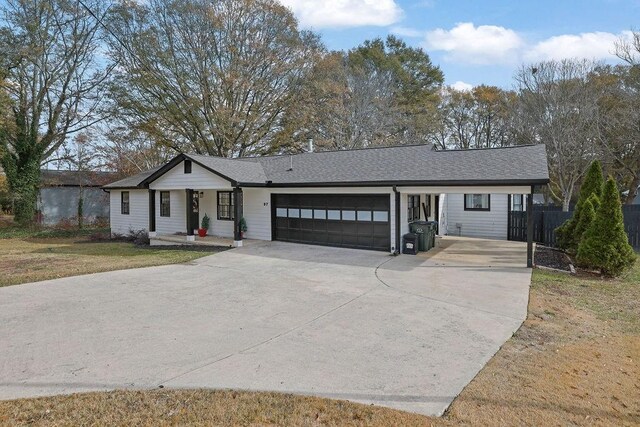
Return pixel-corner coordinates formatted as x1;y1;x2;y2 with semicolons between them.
272;194;391;251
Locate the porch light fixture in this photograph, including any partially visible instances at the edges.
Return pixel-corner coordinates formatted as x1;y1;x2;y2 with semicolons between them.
199;191;204;197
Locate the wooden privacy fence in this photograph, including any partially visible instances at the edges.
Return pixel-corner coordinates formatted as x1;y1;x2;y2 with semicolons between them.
508;205;640;250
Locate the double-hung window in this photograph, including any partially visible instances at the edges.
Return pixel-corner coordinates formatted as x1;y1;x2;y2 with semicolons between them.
407;195;420;221
217;191;234;220
160;191;171;217
121;191;130;215
512;194;524;211
464;194;491;211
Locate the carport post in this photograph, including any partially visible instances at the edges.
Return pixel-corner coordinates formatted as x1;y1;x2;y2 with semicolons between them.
186;189;195;241
233;186;243;247
526;188;534;268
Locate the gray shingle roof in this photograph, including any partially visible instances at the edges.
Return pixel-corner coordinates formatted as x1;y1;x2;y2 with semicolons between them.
253;144;549;185
188;154;267;183
104;144;549;189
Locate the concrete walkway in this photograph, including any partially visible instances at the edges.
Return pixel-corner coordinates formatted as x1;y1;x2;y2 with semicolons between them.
0;237;530;416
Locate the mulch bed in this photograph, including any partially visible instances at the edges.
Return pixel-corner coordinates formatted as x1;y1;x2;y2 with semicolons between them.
534;245;572;272
138;244;229;253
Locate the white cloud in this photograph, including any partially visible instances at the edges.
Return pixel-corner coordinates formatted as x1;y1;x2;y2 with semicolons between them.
525;31;632;62
279;0;403;29
450;81;473;91
390;26;424;38
420;22;630;66
424;22;524;65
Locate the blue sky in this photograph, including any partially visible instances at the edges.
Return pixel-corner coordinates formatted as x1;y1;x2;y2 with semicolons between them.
280;0;638;89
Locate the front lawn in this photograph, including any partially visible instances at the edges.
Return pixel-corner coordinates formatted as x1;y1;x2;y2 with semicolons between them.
0;234;217;287
1;260;638;425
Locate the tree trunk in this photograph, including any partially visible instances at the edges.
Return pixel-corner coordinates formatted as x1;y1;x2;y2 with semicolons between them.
9;158;41;225
77;192;84;229
624;175;640;205
562;196;571;212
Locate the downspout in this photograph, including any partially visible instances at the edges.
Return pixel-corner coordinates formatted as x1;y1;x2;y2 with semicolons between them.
393;186;401;255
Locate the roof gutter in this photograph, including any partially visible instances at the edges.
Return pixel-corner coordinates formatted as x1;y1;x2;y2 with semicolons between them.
240;178;550;188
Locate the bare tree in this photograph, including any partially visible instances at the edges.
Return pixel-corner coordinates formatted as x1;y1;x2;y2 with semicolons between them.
287;37;443;151
106;0;322;158
93;122;174;177
514;59;602;211
0;0;112;224
610;30;640;203
432;85;516;150
615;29;640;65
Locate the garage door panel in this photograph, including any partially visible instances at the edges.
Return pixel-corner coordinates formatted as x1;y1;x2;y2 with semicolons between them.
327;221;341;232
373;223;389;234
327;233;342;245
273;194;390;251
300;218;314;230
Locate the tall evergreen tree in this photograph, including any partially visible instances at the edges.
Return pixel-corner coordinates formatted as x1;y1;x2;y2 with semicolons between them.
573;196;596;245
577;178;636;276
556;160;604;252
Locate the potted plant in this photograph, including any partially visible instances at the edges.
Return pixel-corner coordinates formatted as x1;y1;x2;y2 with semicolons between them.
239;217;247;238
198;213;210;237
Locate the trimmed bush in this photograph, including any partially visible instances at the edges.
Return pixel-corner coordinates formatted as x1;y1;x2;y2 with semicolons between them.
577;178;636;276
556;160;604;252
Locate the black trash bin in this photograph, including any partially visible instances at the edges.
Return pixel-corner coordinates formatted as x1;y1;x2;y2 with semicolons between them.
409;221;430;251
402;233;419;255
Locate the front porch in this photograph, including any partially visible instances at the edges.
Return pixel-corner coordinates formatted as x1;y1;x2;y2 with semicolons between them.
147;186;244;247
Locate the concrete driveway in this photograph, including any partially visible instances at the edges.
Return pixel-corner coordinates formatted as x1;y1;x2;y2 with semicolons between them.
0;237;531;416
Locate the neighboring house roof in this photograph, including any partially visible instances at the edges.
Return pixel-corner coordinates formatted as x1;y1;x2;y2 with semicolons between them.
41;170;119;188
104;144;550;189
101;166;163;189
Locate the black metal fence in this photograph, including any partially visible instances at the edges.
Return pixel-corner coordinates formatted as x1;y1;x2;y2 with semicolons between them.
508;205;640;250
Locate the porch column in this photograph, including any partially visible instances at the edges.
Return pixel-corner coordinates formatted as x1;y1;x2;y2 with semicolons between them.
148;189;156;237
526;188;534;268
233;186;243;247
186;188;195;241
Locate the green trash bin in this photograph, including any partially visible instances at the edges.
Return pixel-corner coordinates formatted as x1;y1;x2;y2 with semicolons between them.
409;221;430;251
426;221;437;249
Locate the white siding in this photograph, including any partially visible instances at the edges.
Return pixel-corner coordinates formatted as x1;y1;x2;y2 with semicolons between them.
149;160;232;190
445;193;508;239
156;190;187;234
438;193;447;237
243;188;271;241
110;189;148;235
200;190;234;238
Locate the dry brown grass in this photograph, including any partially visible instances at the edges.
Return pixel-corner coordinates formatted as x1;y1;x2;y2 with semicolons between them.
0;237;214;287
1;260;638;426
0;390;431;427
442;262;640;426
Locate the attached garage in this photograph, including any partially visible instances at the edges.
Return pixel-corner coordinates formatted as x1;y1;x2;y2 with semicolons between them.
272;194;390;251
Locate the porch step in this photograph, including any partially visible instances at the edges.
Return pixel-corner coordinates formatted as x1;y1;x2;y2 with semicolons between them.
150;234;234;248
